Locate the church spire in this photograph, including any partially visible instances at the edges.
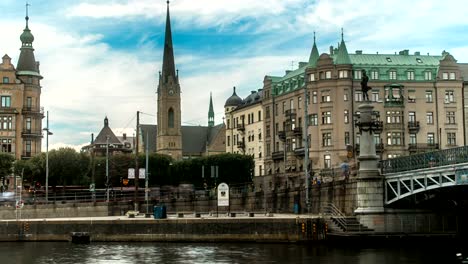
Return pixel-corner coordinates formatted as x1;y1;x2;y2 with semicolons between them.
161;0;176;83
335;28;351;65
308;31;319;67
208;92;214;127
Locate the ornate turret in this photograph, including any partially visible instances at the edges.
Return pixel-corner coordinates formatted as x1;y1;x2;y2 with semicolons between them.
308;32;319;67
225;86;242;107
335;28;351;65
208;92;214;127
17;3;41;77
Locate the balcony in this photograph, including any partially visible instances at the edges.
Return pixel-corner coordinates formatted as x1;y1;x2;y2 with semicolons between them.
21;129;43;138
236;124;245;132
293;127;302;136
384;98;404;107
237;141;245;149
0;107;18;114
277;131;286;141
272;151;284;160
21;152;32;159
294;147;305;156
385;122;404;130
22;106;45;117
407;121;420;133
355;143;384;154
285;109;296;118
408;143;439;153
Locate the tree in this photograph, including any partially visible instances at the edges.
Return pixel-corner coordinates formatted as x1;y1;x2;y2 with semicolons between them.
0;153;14;191
47;147;87;188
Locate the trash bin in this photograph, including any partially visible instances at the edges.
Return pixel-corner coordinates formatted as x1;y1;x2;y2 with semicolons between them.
153;205;167;219
293;203;300;214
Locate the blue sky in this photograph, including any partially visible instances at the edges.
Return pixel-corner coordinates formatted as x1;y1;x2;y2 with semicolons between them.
1;0;467;150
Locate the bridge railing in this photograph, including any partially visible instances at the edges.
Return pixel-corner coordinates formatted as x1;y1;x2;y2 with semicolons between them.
381;145;468;174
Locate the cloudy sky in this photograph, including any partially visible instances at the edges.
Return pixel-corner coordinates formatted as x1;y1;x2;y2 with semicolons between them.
1;0;467;151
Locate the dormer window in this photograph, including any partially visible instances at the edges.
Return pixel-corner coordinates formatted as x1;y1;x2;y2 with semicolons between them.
354;70;362;79
407;71;415;80
309;74;315;81
325;71;332;79
370;70;379;80
442;72;449;80
424;71;432;80
389;70;397;80
449;72;456;80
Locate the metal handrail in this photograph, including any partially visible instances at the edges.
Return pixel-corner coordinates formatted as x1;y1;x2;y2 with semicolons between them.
322;203;347;230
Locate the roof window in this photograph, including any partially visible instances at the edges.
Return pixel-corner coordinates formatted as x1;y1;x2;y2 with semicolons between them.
386;57;392;62
416;58;423;63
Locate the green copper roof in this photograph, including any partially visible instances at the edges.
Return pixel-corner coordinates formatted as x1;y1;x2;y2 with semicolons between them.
308;33;319;66
348;53;443;66
334;38;351;64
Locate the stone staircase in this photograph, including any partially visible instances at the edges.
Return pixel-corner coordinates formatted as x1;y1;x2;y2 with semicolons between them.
322;203;373;233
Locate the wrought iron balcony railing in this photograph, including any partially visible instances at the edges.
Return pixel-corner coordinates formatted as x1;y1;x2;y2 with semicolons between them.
21;129;43;138
22;106;45;116
294;147;305;156
277;131;286;141
293;127;302;136
271;151;284;160
21;152;32;159
384;98;404;107
0;107;18;114
237;141;245;149
285;109;296;117
236;124;245;132
407;121;420;133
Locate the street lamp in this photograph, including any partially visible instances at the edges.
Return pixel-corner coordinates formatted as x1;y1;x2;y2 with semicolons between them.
106;135;110;202
43;111;53;203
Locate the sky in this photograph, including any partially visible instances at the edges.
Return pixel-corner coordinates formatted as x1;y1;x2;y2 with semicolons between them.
0;0;467;151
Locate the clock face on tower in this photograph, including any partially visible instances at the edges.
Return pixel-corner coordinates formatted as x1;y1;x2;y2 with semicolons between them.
169;89;174;96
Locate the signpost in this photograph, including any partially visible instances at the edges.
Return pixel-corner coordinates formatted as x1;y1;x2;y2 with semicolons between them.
217;182;229;216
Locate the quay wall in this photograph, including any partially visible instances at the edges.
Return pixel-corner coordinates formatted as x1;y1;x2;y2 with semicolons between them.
0;217;325;242
0;203;108;220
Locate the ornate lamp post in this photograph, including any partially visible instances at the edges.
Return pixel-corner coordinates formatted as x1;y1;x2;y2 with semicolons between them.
43;111;53;203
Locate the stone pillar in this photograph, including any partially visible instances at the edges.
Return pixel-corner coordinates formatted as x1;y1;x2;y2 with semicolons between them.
354;103;384;214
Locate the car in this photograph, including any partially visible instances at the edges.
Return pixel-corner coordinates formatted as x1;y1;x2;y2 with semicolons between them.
0;192;15;202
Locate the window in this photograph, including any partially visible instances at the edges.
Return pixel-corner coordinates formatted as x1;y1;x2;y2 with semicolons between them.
25;140;31;154
325;71;332;79
312;91;317;104
355;91;363;102
425;91;433;103
298;96;302;109
266;143;271;156
344;110;349;124
371;91;379;102
168;108;174;128
0;139;12;153
227;136;230;147
386;57;392;62
426;112;433;124
389;70;397;80
258;111;261;122
322;111;332;124
445;90;455;103
266;125;270;137
447;132;456;146
449;72;456;80
1;96;11;108
344;90;349;101
2;77;8;83
416;58;423;63
354;70;362;80
1;116;12;130
282;101;286;114
442;72;449;80
321;91;331;102
310;114;318;126
427;133;435;145
446;111;456;124
424;71;432;80
370;70;379;80
345;132;350;145
339;70;348;78
310;74;315;81
407;71;415;80
324;154;331;169
374;134;381;144
322;132;332;146
408;90;415;103
386;132;402;145
266;106;270;118
26;117;31;131
227;119;230;129
386;111;402;124
258;128;262;140
409;134;417;145
408;112;416;122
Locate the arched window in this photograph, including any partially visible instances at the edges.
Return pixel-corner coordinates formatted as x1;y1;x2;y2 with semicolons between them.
168;108;174;128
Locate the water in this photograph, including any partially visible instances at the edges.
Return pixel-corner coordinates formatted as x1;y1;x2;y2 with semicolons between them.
0;242;461;264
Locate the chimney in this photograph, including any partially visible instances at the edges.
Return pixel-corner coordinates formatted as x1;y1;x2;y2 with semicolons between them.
91;133;94;144
414;51;420;56
123;133;127;140
355;50;363;55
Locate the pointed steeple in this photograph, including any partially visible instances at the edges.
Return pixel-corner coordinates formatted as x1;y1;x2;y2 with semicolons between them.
104;116;109;127
335;28;351;65
17;2;41;77
208;92;215;127
161;1;176;83
308;31;319;67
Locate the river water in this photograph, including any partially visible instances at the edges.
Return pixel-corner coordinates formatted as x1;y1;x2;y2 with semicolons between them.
0;242;461;263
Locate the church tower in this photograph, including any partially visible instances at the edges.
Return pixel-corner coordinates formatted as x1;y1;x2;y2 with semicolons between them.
157;1;182;160
208;92;214;127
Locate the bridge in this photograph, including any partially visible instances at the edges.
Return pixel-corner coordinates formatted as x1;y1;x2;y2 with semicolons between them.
381;146;468;204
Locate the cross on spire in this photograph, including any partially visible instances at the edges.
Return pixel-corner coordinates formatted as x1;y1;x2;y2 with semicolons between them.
25;2;31;27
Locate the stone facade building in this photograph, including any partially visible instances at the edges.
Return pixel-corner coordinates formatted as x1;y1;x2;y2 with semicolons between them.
0;13;43;160
225;87;264;176
240;33;465;191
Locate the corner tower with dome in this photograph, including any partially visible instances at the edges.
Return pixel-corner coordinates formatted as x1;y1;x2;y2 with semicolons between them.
0;5;44;160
